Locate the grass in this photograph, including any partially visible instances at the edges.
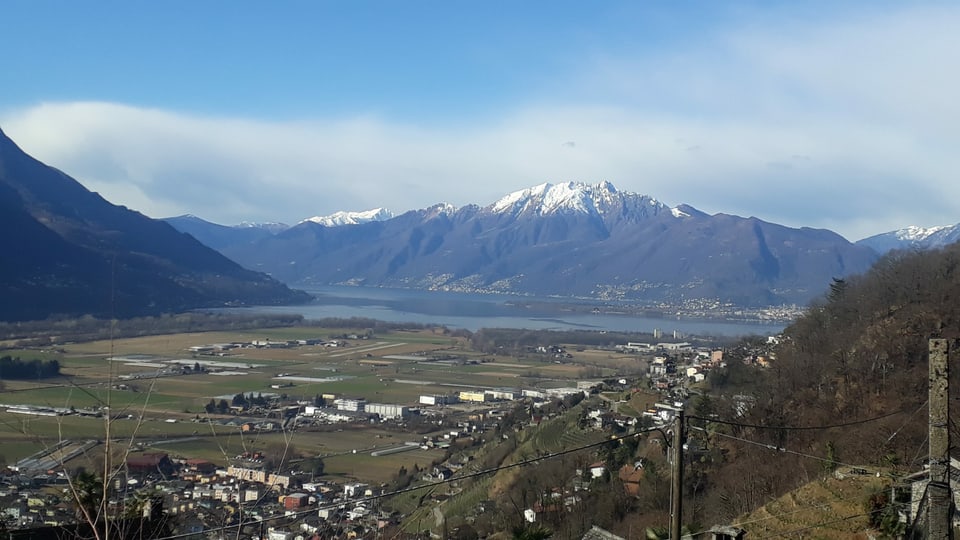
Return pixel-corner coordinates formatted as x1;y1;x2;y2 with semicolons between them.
324;450;441;484
0;326;618;494
736;471;891;539
0;438;45;463
0;385;184;410
398;398;605;533
0;412;238;441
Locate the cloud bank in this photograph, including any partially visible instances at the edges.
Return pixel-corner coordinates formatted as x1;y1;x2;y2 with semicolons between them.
3;4;959;241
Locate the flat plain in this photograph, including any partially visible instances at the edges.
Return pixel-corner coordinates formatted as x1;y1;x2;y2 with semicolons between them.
0;326;635;485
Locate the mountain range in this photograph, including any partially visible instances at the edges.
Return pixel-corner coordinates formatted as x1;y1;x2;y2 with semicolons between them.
170;181;882;307
0;127;309;322
4;117;945;318
855;224;960;253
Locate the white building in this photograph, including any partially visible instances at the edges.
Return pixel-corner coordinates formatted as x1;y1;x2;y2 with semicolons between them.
343;483;368;498
364;403;409;419
333;398;366;412
545;387;582;398
485;388;519;401
623;342;654;352
657;342;693;351
419;394;460;406
267;528;292;540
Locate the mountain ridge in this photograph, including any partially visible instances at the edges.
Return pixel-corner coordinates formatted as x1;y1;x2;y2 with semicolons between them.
857;223;960;254
192;181;878;308
0;126;309;321
302;207;395;227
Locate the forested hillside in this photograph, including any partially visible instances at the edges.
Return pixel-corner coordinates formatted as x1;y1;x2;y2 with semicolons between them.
686;243;960;530
389;245;960;538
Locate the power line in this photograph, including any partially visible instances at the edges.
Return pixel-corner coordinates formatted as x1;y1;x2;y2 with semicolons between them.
697;428;897;474
768;511;875;538
152;426;662;540
688;408;906;431
686;491;908;538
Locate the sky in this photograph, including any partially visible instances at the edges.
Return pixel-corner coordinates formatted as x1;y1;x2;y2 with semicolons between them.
1;1;958;241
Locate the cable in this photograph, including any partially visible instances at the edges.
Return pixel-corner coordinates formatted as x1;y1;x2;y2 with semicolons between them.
152;426;662;540
686;491;908;538
767;511;874;538
698;428;901;475
688;408;906;431
884;400;928;446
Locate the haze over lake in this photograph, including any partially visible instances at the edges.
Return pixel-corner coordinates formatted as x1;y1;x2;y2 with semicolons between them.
224;285;786;337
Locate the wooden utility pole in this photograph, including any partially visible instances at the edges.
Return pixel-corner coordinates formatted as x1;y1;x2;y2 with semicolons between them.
928;338;951;540
670;409;685;540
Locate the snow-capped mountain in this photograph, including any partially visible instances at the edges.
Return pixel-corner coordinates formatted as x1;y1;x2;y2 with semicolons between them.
303;208;395;227
217;181;877;307
857;224;960;254
488;181;679;221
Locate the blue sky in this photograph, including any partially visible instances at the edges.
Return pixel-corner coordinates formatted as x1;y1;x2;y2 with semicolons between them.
2;1;957;240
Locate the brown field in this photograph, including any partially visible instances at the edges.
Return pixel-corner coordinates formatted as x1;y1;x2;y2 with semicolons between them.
0;325;619;486
475;371;522;378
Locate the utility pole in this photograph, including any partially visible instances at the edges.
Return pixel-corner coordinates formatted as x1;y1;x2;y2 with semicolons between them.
928;338;952;539
670;409;685;540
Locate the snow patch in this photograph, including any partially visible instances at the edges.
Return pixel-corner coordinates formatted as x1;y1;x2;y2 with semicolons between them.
894;225;949;242
303;208;394;226
489;181;668;218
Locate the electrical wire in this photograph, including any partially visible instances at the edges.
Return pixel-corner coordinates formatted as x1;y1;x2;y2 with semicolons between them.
151;425;662;540
767;511;875;538
697;428;898;475
688;408;906;431
685;490;908;538
884;400;928;446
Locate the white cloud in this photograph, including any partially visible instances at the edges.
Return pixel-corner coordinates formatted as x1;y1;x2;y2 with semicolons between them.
2;4;959;241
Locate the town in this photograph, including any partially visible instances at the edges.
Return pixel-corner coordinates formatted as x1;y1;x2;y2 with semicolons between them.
0;325;766;539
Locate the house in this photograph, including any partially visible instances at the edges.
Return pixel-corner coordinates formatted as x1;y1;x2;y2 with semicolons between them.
185;459;216;475
897;456;960;528
284;493;310;510
588;462;606;480
347;504;370;521
267;528;292;540
343;483;368;498
431;467;454;481
618;462;645;497
126;452;175;477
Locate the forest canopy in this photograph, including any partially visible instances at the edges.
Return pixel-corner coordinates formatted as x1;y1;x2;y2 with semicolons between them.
0;355;61;379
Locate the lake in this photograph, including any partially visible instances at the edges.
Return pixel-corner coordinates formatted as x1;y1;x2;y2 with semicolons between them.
223;285;787;337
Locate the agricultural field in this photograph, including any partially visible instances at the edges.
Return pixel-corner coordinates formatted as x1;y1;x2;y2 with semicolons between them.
0;325;644;487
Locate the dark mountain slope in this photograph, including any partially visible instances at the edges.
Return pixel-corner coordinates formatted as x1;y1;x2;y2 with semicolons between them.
657;244;960;531
0;127;308;321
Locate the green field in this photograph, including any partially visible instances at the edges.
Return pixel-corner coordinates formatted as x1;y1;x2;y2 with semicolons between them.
0;325;613;488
